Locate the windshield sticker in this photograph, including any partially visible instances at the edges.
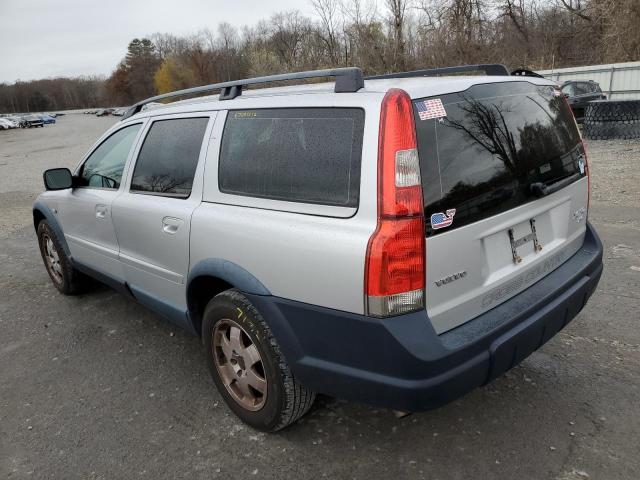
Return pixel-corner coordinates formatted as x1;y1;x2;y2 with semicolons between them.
417;98;447;121
430;209;456;229
233;111;257;119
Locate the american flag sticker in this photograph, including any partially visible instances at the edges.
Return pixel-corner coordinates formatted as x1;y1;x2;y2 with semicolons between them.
417;98;447;121
430;208;456;229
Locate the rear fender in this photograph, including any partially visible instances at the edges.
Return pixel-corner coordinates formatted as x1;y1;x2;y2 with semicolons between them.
187;259;271;296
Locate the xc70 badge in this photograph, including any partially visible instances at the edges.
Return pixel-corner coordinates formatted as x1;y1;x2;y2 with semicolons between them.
434;270;467;287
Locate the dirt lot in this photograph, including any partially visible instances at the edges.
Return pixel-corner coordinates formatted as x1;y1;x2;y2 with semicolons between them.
1;115;639;479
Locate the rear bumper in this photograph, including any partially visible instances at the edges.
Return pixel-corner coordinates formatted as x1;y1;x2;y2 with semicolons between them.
247;222;603;412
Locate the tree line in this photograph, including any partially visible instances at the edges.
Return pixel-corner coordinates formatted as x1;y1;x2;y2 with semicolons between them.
1;0;638;113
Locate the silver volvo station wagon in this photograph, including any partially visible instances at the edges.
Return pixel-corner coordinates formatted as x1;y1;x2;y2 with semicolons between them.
34;65;603;431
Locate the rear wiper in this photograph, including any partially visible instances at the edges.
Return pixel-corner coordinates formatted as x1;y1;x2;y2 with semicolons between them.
529;172;582;198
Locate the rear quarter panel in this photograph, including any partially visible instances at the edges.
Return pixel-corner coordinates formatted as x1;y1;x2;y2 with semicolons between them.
190;93;383;314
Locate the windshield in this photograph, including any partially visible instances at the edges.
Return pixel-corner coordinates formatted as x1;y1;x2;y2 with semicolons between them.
414;81;585;235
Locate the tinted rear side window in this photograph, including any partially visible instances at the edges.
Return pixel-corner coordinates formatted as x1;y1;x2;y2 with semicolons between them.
131;117;209;198
219;108;365;207
414;82;585;235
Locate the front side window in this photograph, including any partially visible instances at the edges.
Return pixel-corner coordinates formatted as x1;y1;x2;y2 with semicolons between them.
218;108;365;207
130;117;209;198
79;124;142;189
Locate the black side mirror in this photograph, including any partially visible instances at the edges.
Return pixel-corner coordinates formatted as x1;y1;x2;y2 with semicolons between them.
43;168;73;190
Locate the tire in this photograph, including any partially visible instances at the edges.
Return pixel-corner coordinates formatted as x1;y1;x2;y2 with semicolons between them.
202;289;315;432
583;100;640;139
37;220;85;295
583;120;640;140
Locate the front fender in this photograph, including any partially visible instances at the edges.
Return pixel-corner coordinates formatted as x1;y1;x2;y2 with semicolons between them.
33;199;71;257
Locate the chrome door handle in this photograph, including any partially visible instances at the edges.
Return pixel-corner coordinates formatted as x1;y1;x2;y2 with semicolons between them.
162;217;182;235
95;205;108;219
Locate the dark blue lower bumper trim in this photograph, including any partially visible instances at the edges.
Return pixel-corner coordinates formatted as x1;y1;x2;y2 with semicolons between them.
247;222;603;412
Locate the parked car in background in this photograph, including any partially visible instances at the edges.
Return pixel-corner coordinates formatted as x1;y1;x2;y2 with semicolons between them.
0;118;19;129
39;114;56;124
561;80;606;122
7;116;24;126
23;115;44;128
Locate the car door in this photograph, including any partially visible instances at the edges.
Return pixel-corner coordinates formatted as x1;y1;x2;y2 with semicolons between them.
573;82;592;116
58;122;144;280
588;82;604;102
111;113;214;324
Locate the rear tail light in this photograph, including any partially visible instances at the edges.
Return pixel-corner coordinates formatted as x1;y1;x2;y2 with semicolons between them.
365;89;425;317
560;88;591;212
582;139;591;212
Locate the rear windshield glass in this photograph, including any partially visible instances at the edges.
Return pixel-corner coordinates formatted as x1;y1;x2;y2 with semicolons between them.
414;82;585;235
219;108;365;207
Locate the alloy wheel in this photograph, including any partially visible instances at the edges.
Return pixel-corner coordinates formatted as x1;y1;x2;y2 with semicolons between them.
212;319;267;411
42;234;63;283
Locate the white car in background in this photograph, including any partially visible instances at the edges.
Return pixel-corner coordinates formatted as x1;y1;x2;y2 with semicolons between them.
0;118;18;129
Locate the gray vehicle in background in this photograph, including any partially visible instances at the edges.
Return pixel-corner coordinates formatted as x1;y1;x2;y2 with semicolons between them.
22;114;45;128
561;79;607;122
33;65;603;431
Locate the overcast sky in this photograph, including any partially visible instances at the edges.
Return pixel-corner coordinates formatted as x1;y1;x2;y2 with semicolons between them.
0;0;317;83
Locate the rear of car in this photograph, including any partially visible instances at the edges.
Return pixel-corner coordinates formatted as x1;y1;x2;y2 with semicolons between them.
417;81;591;334
234;76;602;413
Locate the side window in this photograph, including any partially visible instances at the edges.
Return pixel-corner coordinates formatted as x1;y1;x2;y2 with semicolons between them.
561;83;575;97
130;117;209;198
574;82;590;96
79;124;142;189
218;108;365;207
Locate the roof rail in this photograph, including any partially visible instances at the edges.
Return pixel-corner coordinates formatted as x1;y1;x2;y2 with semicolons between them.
364;64;509;80
122;67;364;120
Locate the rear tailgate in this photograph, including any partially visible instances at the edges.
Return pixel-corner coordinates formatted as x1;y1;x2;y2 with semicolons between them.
413;80;589;334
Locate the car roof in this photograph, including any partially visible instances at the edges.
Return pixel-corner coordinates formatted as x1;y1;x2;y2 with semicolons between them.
126;74;556;120
562;79;598;85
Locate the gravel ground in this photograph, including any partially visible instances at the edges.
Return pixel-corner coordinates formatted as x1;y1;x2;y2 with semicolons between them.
1;115;639;480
